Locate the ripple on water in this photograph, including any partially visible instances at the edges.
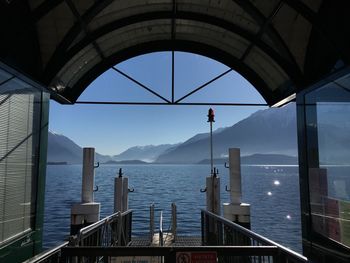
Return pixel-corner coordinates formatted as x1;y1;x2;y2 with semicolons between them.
44;164;301;252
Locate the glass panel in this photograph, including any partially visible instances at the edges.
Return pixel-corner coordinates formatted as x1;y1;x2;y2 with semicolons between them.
0;78;41;243
305;77;350;248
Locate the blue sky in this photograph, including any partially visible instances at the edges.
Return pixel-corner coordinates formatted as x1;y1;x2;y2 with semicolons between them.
49;52;267;155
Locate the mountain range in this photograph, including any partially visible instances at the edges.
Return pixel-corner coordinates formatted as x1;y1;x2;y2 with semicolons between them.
155;103;297;163
47;104;298;164
47;132;112;164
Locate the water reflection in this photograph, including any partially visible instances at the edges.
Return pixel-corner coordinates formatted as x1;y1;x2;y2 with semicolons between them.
274;180;280;186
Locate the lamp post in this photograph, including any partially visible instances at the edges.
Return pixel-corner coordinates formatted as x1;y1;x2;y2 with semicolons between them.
207;108;215;175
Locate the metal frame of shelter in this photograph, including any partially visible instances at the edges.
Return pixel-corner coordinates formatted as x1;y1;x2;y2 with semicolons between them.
76;63;269;107
2;0;350;106
1;1;350;263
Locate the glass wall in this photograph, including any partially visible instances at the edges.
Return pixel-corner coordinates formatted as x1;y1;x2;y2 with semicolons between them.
297;70;350;261
0;71;41;243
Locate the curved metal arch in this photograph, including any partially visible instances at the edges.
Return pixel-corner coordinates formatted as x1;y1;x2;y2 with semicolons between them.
41;0;113;73
42;0;299;80
44;12;303;88
61;40;279;105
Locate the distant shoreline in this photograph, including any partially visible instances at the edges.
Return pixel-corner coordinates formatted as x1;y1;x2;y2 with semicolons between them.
47;161;68;165
47;154;299;166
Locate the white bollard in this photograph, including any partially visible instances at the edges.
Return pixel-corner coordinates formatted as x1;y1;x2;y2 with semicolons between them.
229;148;242;204
71;147;100;235
82;148;95;203
114;176;123;212
114;170;129;213
223;148;250;228
206;175;220;215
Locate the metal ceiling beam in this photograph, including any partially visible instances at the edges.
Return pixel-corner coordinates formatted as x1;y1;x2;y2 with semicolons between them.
31;0;63;22
75;101;268;106
175;69;233;103
111;66;171;104
240;0;284;62
44;11;303;86
232;0;298;67
43;0;113;82
64;0;105;60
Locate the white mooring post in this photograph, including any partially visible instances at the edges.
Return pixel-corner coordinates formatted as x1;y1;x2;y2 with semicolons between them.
223;148;251;228
206;173;221;215
71;148;101;235
114;169;129;213
82;148;95;203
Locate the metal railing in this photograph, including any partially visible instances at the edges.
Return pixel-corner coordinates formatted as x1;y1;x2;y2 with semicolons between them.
74;210;132;247
201;210;308;263
25;209;307;263
23;241;69;263
150;203;177;246
25;210;132;263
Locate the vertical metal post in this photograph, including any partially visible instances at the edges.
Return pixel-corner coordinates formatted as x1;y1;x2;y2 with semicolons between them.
210;121;213;174
150;203;155;243
171;203;177;241
172;50;175;103
159;211;164;246
207;108;215;175
205;108;220;215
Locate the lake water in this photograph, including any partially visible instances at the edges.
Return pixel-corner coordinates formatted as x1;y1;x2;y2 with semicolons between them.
43;164;302;252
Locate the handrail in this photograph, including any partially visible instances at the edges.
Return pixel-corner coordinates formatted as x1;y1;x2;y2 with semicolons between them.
201;209;308;262
23;241;69;263
78;210;132;238
78;212;117;238
74;209;132;246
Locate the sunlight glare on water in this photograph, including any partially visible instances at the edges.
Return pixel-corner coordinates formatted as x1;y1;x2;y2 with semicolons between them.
44;164;301;252
273;180;280;186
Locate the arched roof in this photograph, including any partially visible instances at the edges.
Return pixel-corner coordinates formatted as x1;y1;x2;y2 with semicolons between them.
1;0;350;105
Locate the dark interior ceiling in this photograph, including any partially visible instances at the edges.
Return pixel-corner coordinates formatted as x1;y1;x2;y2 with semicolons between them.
0;0;349;105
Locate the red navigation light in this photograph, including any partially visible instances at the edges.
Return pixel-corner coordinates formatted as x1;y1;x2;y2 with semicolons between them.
207;108;215;122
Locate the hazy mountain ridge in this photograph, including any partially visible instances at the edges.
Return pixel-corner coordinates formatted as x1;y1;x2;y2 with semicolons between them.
47;105;298;164
47;132;112;164
155;104;298;163
112;144;180;162
47;132;179;164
